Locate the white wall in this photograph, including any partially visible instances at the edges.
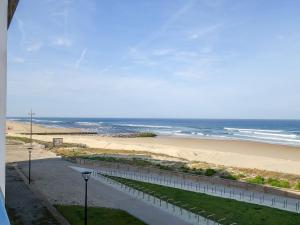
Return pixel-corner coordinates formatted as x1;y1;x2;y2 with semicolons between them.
0;0;8;196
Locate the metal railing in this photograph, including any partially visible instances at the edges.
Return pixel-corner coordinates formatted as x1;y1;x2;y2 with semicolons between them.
70;166;223;225
95;168;300;214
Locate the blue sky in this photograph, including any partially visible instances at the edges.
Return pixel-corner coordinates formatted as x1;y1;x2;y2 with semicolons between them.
7;0;300;119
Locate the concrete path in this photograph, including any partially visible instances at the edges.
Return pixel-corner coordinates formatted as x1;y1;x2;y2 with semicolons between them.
70;166;215;225
17;157;193;225
5;164;60;225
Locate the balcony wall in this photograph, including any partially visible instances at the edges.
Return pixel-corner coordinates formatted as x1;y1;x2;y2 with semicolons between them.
0;0;8;196
0;187;10;224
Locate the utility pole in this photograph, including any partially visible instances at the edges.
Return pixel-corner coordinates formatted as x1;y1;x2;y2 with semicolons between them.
28;109;35;146
28;146;32;184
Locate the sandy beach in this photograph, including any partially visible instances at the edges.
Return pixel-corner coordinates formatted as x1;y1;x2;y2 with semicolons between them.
6;120;300;175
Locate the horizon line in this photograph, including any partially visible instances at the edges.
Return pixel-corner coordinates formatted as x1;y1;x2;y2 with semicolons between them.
6;116;300;121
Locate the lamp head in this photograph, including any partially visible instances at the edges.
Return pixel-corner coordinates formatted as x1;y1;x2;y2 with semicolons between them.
28;147;32;153
82;171;92;181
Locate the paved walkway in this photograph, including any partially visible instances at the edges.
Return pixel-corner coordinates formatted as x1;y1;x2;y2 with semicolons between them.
17;157;193;225
70;166;216;225
5;164;60;225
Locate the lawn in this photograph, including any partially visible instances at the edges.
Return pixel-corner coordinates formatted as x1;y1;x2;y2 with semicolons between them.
55;205;146;225
108;176;300;225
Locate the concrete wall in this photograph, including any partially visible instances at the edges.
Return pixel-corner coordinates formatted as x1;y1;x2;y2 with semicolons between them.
0;0;8;196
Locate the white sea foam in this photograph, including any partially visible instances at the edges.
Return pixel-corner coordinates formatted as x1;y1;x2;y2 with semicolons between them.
155;131;174;135
173;132;190;136
115;123;172;129
224;127;283;133
32;119;62;123
224;126;300;145
233;133;300;143
225;127;298;140
9;118;24;121
191;132;204;136
43;125;63;129
75;122;101;126
246;131;297;138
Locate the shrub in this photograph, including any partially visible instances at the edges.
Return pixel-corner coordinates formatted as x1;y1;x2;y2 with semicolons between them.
237;173;246;179
194;168;204;175
294;182;300;190
157;165;172;171
267;178;290;188
179;165;190;173
221;172;237;180
205;168;217;176
247;176;265;185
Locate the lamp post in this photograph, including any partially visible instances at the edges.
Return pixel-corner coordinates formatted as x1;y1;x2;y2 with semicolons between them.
82;171;92;225
27;110;35;184
28;147;32;184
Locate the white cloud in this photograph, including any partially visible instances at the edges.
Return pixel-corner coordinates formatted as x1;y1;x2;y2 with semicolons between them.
175;55;220;80
129;47;201;66
188;24;223;40
53;36;72;47
75;48;87;68
11;57;25;64
16;17;26;45
26;42;43;52
93;0;197;75
134;0;197;50
152;49;174;56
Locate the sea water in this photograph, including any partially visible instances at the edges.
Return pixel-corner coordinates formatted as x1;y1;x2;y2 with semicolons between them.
8;117;300;146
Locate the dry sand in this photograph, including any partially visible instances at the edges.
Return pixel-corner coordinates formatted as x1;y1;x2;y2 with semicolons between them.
6;120;80;134
6;120;300;175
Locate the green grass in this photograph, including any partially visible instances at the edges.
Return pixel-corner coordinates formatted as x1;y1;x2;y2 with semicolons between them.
55;205;146;225
108;176;300;225
6;136;86;148
6;136;33;144
82;156;154;167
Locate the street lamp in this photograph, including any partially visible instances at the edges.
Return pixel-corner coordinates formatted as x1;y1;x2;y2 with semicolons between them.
28;147;32;184
27;110;35;185
82;171;92;225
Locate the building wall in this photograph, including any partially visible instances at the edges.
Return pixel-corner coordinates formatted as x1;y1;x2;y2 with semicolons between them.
0;0;8;196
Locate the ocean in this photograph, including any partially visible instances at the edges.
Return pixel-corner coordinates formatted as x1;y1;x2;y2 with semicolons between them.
8;117;300;147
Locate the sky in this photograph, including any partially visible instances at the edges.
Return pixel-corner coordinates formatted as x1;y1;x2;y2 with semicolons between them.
7;0;300;119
